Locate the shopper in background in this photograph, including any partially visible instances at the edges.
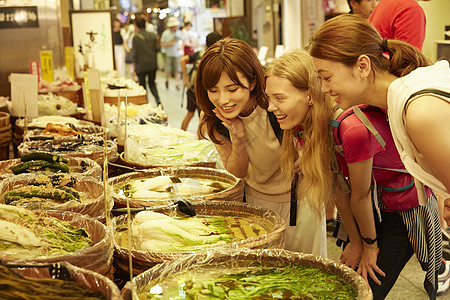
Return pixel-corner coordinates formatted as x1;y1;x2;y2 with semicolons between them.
181;21;197;56
309;14;450;298
132;16;161;107
180;32;222;134
195;38;327;256
347;0;379;19
113;19;128;76
160;16;184;91
122;18;137;81
369;0;428;51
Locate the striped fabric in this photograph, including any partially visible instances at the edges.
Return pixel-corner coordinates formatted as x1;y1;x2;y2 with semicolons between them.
379;193;443;298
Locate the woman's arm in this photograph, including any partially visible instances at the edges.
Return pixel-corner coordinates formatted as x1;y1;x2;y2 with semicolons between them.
347;158;385;285
404;96;450;193
211;109;249;178
333;181;363;270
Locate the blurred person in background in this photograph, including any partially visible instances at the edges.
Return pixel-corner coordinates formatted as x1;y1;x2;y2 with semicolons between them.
113;19;128;76
180;32;222;133
132;16;161;107
181;21;197;56
369;0;429;51
347;0;379;19
160;16;184;91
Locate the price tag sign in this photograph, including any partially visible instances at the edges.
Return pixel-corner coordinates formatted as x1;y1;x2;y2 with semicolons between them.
10;73;38;117
29;60;40;82
65;47;75;80
40;50;54;82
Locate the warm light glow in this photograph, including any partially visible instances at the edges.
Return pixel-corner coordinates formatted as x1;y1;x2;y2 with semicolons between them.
146;7;151;13
14;10;27;23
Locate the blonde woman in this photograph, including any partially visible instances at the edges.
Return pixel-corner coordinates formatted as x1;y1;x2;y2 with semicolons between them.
196;38;327;255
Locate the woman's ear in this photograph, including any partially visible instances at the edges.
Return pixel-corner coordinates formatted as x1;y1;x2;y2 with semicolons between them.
357;55;371;80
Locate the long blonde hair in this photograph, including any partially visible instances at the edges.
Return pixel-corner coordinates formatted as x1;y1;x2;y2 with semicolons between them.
265;49;335;217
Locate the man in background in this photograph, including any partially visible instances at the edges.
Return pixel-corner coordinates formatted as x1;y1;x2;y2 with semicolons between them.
160;16;184;91
347;0;379;19
369;0;428;50
132;16;161;107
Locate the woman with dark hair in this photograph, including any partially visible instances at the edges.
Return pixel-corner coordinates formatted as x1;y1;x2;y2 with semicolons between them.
309;13;450;299
196;38;327;256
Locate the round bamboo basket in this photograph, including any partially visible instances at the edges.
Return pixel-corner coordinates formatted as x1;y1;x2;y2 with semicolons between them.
117;152;216;170
0;174;110;220
5;262;121;300
18;139;118;165
112;200;285;275
125;249;372;300
0;112;12;160
0;210;114;279
109;166;244;208
0;156;102;179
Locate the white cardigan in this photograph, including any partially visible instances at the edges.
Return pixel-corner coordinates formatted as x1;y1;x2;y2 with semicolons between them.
387;60;450;204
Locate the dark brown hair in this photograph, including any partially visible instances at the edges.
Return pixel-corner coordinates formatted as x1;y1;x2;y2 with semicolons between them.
196;38;267;143
309;14;431;78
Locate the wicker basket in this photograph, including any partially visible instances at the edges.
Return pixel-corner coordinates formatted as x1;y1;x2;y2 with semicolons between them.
0;156;102;179
124;249;372;300
0;210;114;279
112;200;285;275
0;112;12;160
117;152;216;170
18;139;118;165
0;173;110;220
4;262;122;300
109;166;244;208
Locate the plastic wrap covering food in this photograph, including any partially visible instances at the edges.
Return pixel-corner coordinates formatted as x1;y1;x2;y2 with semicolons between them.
101;75;147;97
124;248;372;300
0;173;111;220
121;123;219;167
15;116;95;129
0;210;114;278
112;200;285;275
2;262;122;300
37;93;80;116
104;103;167;138
18;138;118;165
23;123;106;142
109;167;244;208
0;156;102;179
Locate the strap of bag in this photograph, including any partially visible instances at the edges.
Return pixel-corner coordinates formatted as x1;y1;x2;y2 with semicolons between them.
289;173;299;226
352;106;386;148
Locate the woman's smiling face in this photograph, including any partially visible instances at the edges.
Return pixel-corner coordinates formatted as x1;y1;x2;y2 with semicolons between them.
207;71;255;118
312;57;365;109
265;75;311;130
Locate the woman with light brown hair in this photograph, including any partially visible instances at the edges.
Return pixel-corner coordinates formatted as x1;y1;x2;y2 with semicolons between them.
196;38;327;255
309;13;449;298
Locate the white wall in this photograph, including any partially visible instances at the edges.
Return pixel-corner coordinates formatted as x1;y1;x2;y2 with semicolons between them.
420;0;450;62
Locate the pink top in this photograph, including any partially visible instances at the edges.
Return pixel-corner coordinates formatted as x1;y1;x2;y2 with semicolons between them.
369;0;426;51
336;106;429;211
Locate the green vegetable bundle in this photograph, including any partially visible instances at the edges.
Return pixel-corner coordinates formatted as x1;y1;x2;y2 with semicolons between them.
0;204;92;256
149;265;356;299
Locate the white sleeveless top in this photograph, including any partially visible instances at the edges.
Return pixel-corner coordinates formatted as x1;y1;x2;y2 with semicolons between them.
387;60;450;202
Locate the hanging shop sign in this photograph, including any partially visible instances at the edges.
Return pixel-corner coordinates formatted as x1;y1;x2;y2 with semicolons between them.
40;50;54;83
0;6;39;29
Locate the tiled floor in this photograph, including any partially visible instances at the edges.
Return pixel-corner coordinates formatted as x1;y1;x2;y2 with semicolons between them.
153;72;448;299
